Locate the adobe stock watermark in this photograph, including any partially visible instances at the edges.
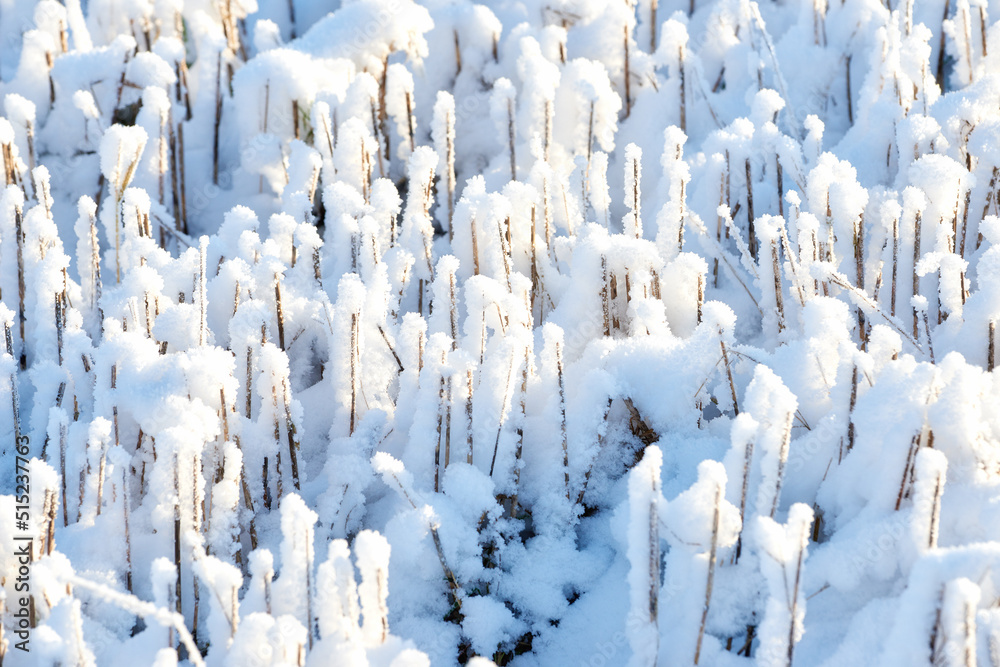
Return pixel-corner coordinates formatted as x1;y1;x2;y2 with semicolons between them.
10;434;34;654
576;580;687;667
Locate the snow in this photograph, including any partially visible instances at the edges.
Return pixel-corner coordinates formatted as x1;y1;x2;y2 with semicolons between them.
754;503;813;667
3;0;1000;666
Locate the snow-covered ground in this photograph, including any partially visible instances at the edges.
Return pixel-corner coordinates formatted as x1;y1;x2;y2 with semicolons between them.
1;0;1000;665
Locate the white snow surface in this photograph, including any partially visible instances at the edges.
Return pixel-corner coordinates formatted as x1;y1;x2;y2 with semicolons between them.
2;0;1000;666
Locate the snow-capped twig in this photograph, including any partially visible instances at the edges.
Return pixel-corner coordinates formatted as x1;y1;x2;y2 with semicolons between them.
747;3;801;139
816;264;922;352
67;574;205;667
